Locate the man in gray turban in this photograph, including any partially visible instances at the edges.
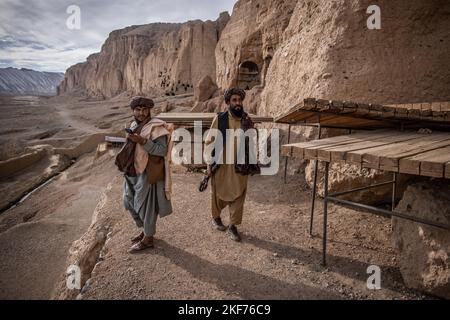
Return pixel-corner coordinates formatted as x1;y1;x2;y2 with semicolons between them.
121;96;173;253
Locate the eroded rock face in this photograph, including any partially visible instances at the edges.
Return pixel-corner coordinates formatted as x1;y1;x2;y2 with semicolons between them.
215;0;297;90
59;14;230;98
392;181;450;299
260;0;450;117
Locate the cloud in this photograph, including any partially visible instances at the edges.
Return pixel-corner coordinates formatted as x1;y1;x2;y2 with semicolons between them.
0;0;236;73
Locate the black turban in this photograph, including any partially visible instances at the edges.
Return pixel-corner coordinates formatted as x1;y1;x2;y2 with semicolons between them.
224;88;246;104
130;96;154;109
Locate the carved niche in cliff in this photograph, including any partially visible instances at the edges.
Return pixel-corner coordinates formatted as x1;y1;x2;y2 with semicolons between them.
237;61;260;90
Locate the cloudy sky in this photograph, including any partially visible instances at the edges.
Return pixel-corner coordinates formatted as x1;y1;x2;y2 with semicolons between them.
0;0;236;73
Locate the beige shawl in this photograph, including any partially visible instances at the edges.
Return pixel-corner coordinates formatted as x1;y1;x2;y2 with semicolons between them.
134;118;174;200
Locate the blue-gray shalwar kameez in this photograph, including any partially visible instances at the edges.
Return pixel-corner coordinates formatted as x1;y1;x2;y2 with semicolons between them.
123;135;172;236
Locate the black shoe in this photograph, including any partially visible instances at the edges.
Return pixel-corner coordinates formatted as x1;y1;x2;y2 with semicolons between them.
227;225;241;242
212;217;226;231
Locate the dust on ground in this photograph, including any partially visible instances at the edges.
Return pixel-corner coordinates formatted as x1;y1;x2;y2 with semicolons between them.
74;164;428;300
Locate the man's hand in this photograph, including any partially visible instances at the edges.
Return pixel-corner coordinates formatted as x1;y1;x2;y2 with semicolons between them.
128;133;147;145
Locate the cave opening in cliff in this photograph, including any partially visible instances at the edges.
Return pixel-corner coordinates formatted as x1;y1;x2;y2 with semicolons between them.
237;61;260;90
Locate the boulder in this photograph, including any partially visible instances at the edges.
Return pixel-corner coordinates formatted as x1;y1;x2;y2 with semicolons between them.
392;181;450;299
161;101;174;113
194;75;218;102
190;95;226;113
305;161;401;204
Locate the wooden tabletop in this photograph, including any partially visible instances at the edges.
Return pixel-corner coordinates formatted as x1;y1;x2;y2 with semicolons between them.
282;129;450;179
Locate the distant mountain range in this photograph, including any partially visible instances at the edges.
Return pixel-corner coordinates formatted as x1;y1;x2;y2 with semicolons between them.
0;67;64;96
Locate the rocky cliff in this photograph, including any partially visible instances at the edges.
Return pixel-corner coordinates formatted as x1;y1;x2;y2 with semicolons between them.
260;0;450;116
58;13;230;98
60;0;450;112
215;0;297;90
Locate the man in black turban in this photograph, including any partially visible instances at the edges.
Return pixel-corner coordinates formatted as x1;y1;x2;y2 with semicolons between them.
204;87;255;242
224;88;246;118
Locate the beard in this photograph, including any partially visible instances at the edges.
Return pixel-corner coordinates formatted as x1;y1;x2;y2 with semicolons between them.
229;104;244;118
134;115;150;124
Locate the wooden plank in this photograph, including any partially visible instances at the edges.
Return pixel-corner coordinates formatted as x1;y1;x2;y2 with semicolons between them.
301;136;363;159
316;99;331;112
303;98;317;111
316;131;406;162
281;144;294;157
355;103;370;117
305;113;387;128
378;135;450;171
380;106;396;119
346;132;450;168
368;104;383;118
431;102;441;112
320;132;425;162
330;100;344;113
276;110;316;124
288;111;315;123
407;108;421;120
441;102;450;112
399;146;450;177
285;130;388;160
342;101;357;114
303;131;394;159
394;106;409;119
276;99;450;127
315;115;382;127
292;146;305;159
275;102;304;123
421;102;432;111
432;110;447;122
420;108;433;119
446;162;450;179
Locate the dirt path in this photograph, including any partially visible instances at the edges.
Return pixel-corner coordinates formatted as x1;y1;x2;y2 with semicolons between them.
70;167;426;300
0;93;198;300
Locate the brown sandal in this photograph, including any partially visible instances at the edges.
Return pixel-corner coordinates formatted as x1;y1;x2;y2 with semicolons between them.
131;231;144;244
128;237;154;253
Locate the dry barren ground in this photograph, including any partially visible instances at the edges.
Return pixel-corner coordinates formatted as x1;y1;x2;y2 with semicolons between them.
0;94;431;300
70;164;427;300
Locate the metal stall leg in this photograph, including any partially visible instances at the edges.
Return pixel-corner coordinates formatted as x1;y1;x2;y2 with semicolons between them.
309;160;319;236
322;162;330;266
309;124;322;236
284;124;292;184
392;172;397;211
